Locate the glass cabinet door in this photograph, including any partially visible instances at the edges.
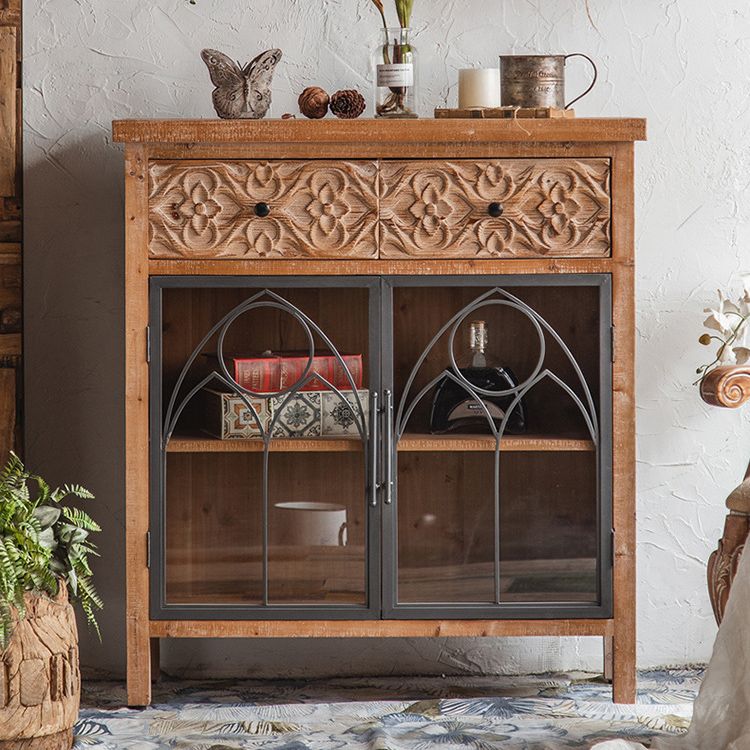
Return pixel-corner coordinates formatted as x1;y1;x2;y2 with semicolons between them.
384;276;612;618
150;278;380;619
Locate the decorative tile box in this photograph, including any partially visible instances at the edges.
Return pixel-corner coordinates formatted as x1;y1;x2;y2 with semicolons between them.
203;388;370;440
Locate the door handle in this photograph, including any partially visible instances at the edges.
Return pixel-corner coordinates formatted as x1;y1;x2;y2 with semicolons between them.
384;389;394;505
369;391;379;507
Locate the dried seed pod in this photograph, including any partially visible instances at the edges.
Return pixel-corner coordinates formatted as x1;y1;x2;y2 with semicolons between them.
298;86;330;119
329;89;366;119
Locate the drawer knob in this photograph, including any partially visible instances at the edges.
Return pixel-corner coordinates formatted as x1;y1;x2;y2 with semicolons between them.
254;202;271;217
488;202;504;218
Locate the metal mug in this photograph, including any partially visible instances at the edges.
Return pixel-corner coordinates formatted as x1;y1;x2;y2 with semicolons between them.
499;54;598;110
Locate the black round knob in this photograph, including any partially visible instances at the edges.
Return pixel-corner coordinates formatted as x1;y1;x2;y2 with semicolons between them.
254;202;271;217
488;202;504;218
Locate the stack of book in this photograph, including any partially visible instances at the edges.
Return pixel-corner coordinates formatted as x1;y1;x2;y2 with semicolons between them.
203;352;368;439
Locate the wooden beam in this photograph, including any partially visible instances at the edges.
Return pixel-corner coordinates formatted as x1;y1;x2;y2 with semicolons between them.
150;619;615;639
0;27;15;197
0;367;14;464
112;117;647;145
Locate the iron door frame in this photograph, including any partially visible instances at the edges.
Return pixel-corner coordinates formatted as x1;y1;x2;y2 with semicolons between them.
380;274;614;620
149;275;383;621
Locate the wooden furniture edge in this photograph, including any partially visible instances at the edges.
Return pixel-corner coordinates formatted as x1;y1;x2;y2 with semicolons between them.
611;142;636;703
124;143;153;707
112;117;647;144
700;365;750;408
146;258;631;277
150;619;615;638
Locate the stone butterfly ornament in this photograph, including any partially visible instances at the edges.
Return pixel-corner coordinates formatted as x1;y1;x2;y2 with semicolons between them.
201;48;282;119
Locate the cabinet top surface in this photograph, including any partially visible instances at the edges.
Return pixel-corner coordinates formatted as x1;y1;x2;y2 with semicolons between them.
112;117;646;145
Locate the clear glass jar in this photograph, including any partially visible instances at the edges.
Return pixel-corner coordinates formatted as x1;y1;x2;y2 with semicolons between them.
373;27;418;118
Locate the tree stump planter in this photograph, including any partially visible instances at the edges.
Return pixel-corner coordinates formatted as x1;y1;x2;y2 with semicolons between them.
0;586;79;750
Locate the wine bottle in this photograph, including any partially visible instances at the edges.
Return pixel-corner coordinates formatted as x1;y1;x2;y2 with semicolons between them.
430;320;526;434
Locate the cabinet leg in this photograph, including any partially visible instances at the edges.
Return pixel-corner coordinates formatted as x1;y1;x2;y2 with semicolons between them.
603;636;613;683
150;638;161;683
611;626;636;703
127;616;152;707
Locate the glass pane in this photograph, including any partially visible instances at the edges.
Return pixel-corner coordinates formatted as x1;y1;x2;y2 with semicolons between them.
268;451;366;604
397;452;495;603
392;283;602;609
165;453;263;604
161;285;371;608
500;452;598;603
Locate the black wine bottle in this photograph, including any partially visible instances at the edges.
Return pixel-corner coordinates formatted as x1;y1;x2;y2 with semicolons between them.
430;320;526;434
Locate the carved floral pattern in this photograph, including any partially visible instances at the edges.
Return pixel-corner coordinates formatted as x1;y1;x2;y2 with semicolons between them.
707;513;749;625
379;159;611;258
149;161;379;258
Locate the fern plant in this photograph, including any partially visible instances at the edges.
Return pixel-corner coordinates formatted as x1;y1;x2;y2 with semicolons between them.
0;452;102;648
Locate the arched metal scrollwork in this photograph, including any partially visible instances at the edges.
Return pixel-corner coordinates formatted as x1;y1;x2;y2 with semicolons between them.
161;288;370;607
395;286;601;605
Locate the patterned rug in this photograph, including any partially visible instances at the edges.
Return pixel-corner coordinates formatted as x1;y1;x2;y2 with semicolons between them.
75;669;701;749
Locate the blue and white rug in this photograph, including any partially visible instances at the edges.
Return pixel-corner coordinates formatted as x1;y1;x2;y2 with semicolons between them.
76;669;700;749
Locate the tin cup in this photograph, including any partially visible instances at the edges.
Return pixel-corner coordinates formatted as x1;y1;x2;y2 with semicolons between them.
499;54;598;110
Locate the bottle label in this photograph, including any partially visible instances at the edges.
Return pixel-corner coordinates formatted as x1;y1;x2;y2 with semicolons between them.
377;63;413;87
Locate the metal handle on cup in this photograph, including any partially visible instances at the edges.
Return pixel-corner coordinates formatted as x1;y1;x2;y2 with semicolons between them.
564;53;598;109
338;522;348;547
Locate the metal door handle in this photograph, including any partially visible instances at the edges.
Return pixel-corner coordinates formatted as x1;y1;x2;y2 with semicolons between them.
369;391;379;507
384;389;393;505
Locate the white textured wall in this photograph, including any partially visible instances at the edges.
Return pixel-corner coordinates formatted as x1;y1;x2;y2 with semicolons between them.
23;0;750;678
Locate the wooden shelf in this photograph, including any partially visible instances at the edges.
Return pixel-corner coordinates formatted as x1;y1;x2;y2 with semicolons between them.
166;433;363;453
398;433;595;452
165;432;594;453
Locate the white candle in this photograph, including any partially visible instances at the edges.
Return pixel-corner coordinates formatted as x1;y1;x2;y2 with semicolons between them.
458;68;502;109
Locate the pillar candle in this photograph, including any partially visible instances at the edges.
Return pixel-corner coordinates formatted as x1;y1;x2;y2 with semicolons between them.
458;68;502;109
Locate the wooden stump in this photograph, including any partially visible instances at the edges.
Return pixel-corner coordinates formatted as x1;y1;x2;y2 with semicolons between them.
0;586;79;749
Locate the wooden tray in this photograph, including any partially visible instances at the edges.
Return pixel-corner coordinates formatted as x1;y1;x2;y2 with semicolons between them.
434;106;575;120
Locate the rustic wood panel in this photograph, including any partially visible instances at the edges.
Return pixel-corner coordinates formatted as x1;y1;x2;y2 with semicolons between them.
113;118;647;145
0;368;15;465
124;144;152;707
0;1;20;469
148;160;378;259
610;142;637;704
380;159;610;259
0;27;15;197
150;618;615;638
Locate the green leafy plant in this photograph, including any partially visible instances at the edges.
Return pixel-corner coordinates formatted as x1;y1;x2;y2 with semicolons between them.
0;453;102;648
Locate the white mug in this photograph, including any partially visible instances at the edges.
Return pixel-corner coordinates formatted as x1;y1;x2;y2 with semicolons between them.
273;502;348;547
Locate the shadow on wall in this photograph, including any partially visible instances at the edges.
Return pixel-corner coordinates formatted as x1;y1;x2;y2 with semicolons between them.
24;131;126;675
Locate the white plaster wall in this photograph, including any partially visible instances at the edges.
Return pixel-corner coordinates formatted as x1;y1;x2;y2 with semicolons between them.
23;0;750;678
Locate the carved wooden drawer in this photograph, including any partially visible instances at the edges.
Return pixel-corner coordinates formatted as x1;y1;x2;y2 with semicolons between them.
379;159;611;259
148;160;379;259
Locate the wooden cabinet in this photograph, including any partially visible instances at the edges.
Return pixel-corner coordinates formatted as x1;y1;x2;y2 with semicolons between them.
114;117;646;707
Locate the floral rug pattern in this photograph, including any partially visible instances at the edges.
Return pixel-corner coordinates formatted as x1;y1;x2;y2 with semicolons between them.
75;669;701;749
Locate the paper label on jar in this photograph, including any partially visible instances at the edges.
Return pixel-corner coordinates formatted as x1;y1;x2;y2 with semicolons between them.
377;63;413;87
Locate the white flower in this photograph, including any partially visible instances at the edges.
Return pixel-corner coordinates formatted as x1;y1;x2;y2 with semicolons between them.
699;278;750;378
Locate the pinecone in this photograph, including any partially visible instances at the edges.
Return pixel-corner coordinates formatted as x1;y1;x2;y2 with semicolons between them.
298;86;330;119
330;89;366;119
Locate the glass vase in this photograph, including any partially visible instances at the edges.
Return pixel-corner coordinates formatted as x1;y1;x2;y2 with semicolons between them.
373;27;418;119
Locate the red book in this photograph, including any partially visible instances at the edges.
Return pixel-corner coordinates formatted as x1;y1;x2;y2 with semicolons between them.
230;352;363;392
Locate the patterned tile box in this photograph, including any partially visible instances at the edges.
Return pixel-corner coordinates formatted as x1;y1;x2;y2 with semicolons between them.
203;388;369;440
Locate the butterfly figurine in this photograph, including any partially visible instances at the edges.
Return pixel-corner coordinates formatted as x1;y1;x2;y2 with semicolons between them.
201;48;282;120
